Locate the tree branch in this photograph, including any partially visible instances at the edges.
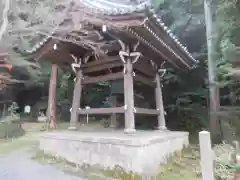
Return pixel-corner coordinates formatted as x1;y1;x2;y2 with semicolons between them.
0;0;10;41
179;16;193;39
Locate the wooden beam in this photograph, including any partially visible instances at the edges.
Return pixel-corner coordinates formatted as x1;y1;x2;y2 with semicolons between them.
81;56;120;68
47;64;58;129
123;58;136;133
216;111;240;116
100;41;120;52
69;69;83;130
49;51;76;64
134;73;155;87
228;68;240;77
32;39;58;61
155;72;167;130
134;59;156;77
82;72;123;84
135;108;160;115
78;107;124;114
220;106;240;111
83;61;122;73
110;96;118;128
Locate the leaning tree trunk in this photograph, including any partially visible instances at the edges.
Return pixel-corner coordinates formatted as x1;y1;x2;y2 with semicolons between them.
0;0;10;41
47;64;58;129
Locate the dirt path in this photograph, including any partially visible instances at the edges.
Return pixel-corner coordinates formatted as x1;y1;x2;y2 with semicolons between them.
0;130;86;180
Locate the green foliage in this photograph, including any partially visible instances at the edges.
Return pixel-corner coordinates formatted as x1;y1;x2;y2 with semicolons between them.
56;70;73;103
8;102;19;116
216;0;240;65
214;0;240;116
150;0;209;132
2;102;20;123
150;0;240;134
151;0;164;9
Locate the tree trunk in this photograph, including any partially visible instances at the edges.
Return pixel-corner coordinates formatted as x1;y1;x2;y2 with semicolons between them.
0;0;10;41
47;64;58;129
204;0;220;140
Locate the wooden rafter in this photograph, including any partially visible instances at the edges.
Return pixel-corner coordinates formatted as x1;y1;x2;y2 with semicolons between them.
78;107;125;114
134;73;155;87
82;72;123;84
135;108;160;115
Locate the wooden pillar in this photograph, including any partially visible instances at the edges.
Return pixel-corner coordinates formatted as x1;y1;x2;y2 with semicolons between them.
68;69;83;130
110;96;117;128
123;58;136;134
155;72;167;130
47;63;58;129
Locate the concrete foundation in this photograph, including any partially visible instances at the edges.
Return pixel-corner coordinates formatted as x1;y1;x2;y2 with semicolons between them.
39;130;189;176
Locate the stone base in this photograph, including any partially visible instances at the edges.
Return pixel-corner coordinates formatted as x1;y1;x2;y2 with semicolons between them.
37;116;47;122
39;130;189;176
124;128;136;134
67;126;78;131
156;126;168;131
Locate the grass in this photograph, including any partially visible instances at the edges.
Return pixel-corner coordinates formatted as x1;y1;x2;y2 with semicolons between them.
32;146;202;180
0;121;236;179
0;121;45;155
156;147;201;180
33;149;142;180
0;121;96;155
28;121;202;179
0;121;25;139
0;135;39;154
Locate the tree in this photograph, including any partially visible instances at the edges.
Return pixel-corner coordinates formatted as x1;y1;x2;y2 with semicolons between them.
0;0;70;128
0;0;10;41
0;0;74;69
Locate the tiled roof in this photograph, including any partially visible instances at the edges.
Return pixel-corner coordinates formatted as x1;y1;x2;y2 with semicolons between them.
81;0;151;15
24;0;198;68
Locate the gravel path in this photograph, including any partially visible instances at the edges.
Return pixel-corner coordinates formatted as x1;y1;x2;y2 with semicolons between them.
0;148;86;180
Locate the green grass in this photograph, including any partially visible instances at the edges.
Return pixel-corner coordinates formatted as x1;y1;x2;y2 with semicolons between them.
0;121;93;155
0;121;47;155
0;122;25;139
156;147;201;180
32;146;201;180
0;135;38;154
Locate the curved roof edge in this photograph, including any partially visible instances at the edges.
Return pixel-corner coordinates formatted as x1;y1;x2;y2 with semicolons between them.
79;0;151;15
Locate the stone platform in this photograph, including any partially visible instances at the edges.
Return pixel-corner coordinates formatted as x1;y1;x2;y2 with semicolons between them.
39;130;189;176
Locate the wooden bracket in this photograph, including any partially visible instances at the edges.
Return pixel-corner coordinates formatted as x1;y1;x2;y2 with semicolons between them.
83;56;90;64
133;41;140;52
130;52;141;64
158;61;167;78
160;61;166;69
123;67;127;74
71;63;81;74
150;60;158;70
119;50;128;63
71;54;78;63
158;68;166;78
119;51;141;64
133;107;137;113
118;39;126;51
118;40;141;64
71;54;82;74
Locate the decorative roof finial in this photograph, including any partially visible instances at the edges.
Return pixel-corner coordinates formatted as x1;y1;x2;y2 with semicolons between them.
102;25;107;32
53;44;57;50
